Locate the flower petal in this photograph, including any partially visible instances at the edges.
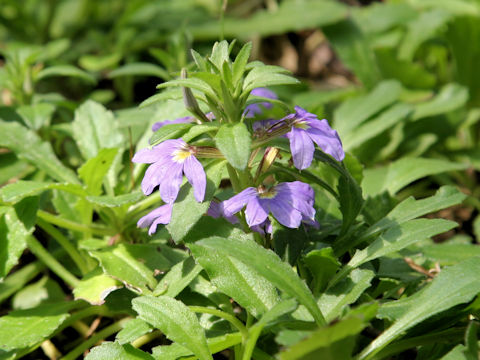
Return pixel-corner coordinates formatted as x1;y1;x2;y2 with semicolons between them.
141;161;166;195
183;155;206;202
251;218;272;236
245;197;269;227
152;116;194;132
287;127;315;170
306;120;345;161
147;204;173;235
222;187;257;217
159;162;184;203
264;196;302;228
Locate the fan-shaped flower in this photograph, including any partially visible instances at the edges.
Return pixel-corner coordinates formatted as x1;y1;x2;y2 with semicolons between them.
284;106;344;170
132;139;206;203
222;181;317;229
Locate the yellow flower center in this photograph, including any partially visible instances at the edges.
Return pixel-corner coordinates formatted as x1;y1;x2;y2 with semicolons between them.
172;148;193;163
257;186;277;199
294;121;309;130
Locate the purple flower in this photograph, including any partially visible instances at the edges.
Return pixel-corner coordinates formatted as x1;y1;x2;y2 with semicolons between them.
137;203;173;235
222;181;317;229
245;88;278;117
207;200;239;224
132;139;206;203
251;218;273;236
284;106;344;170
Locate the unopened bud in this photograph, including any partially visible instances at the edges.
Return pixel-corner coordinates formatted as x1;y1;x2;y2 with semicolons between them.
194;146;224;159
181;68;210;123
255;147;279;181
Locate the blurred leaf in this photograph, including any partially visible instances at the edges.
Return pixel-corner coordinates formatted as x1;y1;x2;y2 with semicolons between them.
190;0;347;39
440;345;469;360
36;65;96;84
86;191;144;208
215;123;251;170
422;243;480;265
12;276;64;310
319;268;375;322
86;342;154;360
323;19;381;89
0;303;72;351
412;83;469;120
79;53;122;72
0;121;79;183
189;245;280;318
132;296;212;360
409;0;480;17
362;158;467;196
108;62;168;79
72;100;124;159
0;180;85;203
194;237;325;326
361;258;480;359
17;103;55;130
73;269;122;305
167;160;225;243
352;3;417;34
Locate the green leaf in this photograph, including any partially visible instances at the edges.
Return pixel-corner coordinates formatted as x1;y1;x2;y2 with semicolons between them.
17;103;55;130
232;42;252;86
73;269;122;305
86;342;154;360
36;65;96;84
342;103;412;151
189;0;347;39
440;345;469;360
78;148;119;196
412;83;469;121
363;186;466;238
12;276;64;310
360;257;480;360
194;237;325;326
348;219;457;269
90;244;170;292
243;66;298;93
318;268;374;322
421;243;480;265
323;19;381;89
0;180;85;203
153;257;203;298
132;296;212;360
279;314;367;360
149;123;194;146
304;248;340;296
337;167;363;234
209;41;229;70
0;199;37;279
362;158;467;196
0;121;79;184
182;123;220;143
189;245;280;318
116;319;153;345
86;191;144;208
0;261;45;304
334;80;402;136
157;78;219;102
72;100;125;159
166;160;225;243
108;62;168;79
215;123;251;170
0;302;72;350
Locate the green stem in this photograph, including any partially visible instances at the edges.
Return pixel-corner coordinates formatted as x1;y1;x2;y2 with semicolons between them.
26;236;79;287
126;192;161;217
189;306;248;341
37;218;89;275
227;164;242;193
60;319;129;360
37;210;114;236
242;324;264;360
131;330;162;348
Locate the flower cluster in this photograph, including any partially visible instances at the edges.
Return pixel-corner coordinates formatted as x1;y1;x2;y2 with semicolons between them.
133;87;344;236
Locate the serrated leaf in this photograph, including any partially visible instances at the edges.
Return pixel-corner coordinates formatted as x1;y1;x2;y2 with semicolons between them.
349;219;457;268
36;65;96;84
166;160;225;243
362;158;467;196
132;296;212;360
0;121;79;183
108;62;168;79
215;123;251;170
189;245;280;318
0;180;85;203
194;237;325;326
0;303;72;350
149;123;194;146
360;258;480;359
90;244;170;292
72;100;124;159
318;268;374;322
17;103;55;130
86;342;154;360
73;269;122;305
153;257;202;297
116;319;153;345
